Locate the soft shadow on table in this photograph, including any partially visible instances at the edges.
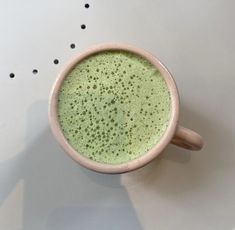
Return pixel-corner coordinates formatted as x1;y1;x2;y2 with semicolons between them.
1;100;233;229
0;101;142;230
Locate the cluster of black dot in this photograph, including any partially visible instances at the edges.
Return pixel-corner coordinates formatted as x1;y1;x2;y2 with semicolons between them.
58;51;171;164
8;3;89;79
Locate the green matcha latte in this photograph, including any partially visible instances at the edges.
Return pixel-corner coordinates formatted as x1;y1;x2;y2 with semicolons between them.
58;51;171;164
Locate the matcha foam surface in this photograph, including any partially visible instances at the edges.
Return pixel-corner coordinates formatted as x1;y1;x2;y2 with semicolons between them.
58;51;171;164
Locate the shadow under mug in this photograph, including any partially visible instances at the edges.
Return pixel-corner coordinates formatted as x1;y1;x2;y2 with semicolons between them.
49;43;204;174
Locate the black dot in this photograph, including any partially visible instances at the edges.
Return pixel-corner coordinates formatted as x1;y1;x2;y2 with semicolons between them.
81;24;86;29
54;59;59;64
32;69;38;75
9;73;15;78
70;43;76;49
85;3;90;8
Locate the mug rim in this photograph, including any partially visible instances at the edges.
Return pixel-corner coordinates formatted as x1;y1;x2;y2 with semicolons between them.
49;43;179;174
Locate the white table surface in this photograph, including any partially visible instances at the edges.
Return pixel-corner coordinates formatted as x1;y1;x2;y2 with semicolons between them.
1;1;235;229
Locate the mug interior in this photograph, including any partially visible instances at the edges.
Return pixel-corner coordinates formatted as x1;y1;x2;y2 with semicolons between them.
49;43;179;173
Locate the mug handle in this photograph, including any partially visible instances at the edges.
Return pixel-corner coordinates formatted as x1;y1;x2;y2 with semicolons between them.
171;125;204;150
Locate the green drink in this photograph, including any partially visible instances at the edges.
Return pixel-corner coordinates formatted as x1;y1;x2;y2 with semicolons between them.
58;50;171;164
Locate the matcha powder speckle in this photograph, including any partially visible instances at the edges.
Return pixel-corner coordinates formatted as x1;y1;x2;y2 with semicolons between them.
58;51;171;164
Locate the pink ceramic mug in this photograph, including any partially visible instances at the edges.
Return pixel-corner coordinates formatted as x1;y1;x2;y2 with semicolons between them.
49;43;204;174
